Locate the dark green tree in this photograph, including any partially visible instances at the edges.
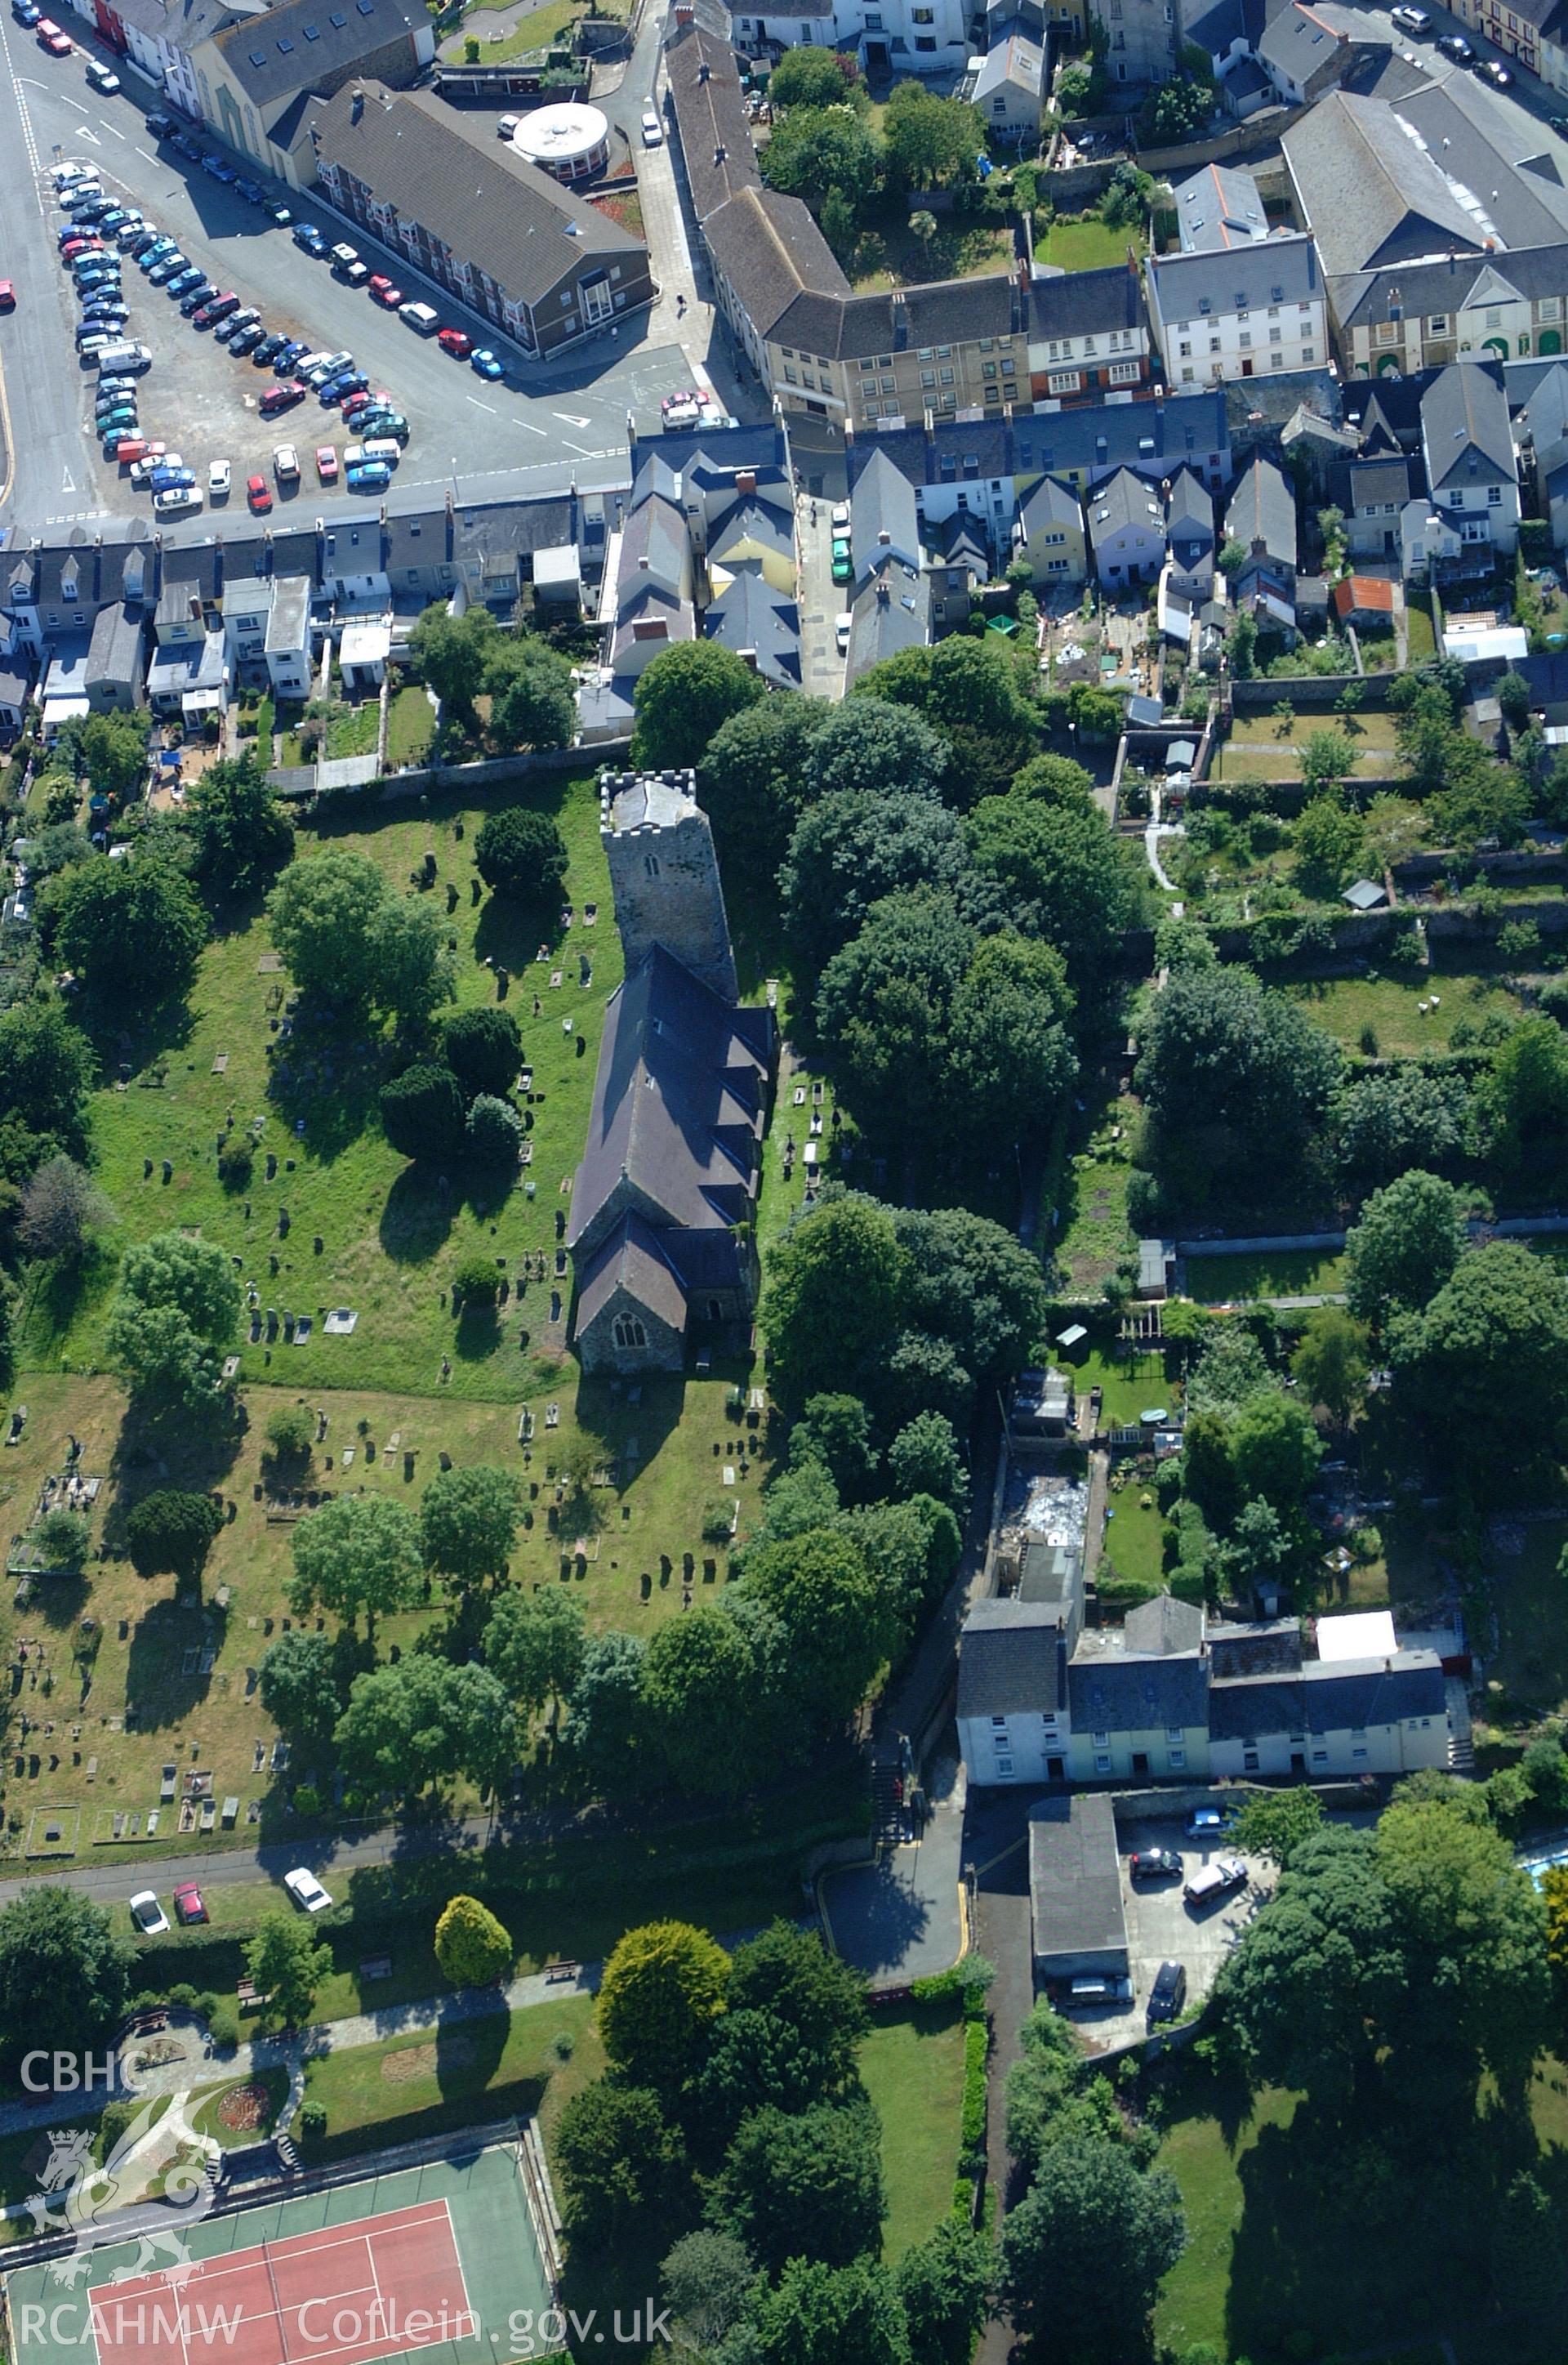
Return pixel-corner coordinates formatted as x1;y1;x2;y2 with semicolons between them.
443;1006;523;1099
896;2220;994;2365
0;1888;128;2068
472;807;569;904
1389;1239;1568;1476
1344;1169;1468;1327
782;787;969;981
763;1197;909;1408
188;752;293;898
1136;964;1342;1178
380;1064;467;1163
790;1393;879;1502
267;849;389;1004
409;604;497;729
288;1492;422;1641
561;1629;646;1790
999;2140;1187;2361
709;2101;886;2273
554;2082;692;2246
639;1606;760;1793
631;641;766;770
257;1630;346;1749
0;1001;95;1173
48;854;207;1002
123;1488;224;1584
419;1464;521;1597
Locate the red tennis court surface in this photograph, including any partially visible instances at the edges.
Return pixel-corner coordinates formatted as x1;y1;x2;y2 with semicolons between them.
88;2202;475;2365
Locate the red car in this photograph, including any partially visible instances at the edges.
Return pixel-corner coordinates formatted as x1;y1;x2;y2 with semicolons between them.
314;445;338;481
0;283;15;311
437;327;471;358
260;381;305;417
42;28;73;51
114;435;149;463
172;1881;207;1925
369;280;402;308
247;473;271;511
367;274;393;296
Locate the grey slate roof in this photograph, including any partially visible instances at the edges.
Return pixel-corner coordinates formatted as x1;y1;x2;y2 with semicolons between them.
1067;1647;1209;1731
310;83;645;310
1029;1795;1128;1965
1027;263;1146;344
107;0;247;51
1123;1593;1205;1656
568;943;769;1255
1016;390;1232;487
956;1598;1067;1720
1226;454;1298;565
972;20;1044;102
1210;1650;1446;1739
1149;227;1320;324
1282;90;1487;275
703;187;849;349
702;572;800;686
1350;453;1412;506
1018;473;1084;533
86;601;144;689
575;1212;692;1337
1422;359;1517;487
1258;2;1351;88
617;491;689;600
850;447;920;572
664;20;762;225
1166;465;1214;547
1173;160;1270;250
1334;245;1568;332
217;0;426;106
708;495;792;564
846;562;929;680
1089;466;1166;543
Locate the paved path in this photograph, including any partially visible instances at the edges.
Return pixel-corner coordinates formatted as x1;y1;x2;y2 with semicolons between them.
817;1756;966;1988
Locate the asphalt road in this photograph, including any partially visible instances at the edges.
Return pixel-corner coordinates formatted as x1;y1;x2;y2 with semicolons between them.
0;0;725;537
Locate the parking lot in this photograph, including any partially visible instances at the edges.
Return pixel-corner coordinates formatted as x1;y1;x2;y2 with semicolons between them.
0;19;702;529
1073;1814;1273;2051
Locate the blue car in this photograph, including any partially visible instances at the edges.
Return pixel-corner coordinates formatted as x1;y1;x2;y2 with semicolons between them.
234;177;261;203
139;239;176;269
96;208;129;233
149;465;194;490
345;460;391;492
470;348;503;380
292;221;326;254
320;370;368;405
166;266;203;297
274;338;307;372
202;154;235;181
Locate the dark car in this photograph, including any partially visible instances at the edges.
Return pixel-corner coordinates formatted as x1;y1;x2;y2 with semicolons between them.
172;1881;207;1925
319;369;368;404
292;221;326;254
234;176;262;203
1147;1961;1187;2025
166;266;203;297
145;109;174;135
1550;111;1568;132
250;332;287;366
229;321;264;354
1473;53;1511;83
196;291;238;326
274;338;306;371
172;131;201;158
180;283;216;315
123;227;160;257
1129;1848;1183;1882
1437;29;1474;60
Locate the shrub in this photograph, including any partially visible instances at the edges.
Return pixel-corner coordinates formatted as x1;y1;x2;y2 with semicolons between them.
124;1489;224;1583
959;2017;988;2170
435;1894;512;1987
296;2099;327;2142
31;1507;89;1570
381;1063;466;1163
207;2004;239;2050
265;1404;314;1467
466;1093;523;1167
702;1498;735;1545
443;1006;523;1099
292;1784;322;1817
216;1136;253;1193
473;808;569;903
452;1253;501;1308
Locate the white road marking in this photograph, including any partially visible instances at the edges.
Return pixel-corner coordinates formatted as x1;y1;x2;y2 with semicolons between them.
559;439;596;457
61;465;76;491
99;116;124;135
466;394;496;413
553;411;591;427
135;144;157;161
512;417;546;435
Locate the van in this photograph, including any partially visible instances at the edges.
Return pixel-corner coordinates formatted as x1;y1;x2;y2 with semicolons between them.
1067;1976;1133;2008
1183;1859;1246;1911
399;300;438;333
96;341;151;373
360;437;400;469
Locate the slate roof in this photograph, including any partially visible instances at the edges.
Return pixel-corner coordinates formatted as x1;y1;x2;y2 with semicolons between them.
1124;1593;1205;1656
708;495;792;564
1016;390;1232;485
1089;466;1166;544
850;447;920;570
1282;89;1487;274
1167;465;1214;544
1028;1795;1128;1965
568;943;768;1255
1067;1647;1209;1731
108;0;246;51
703;186;849;349
630;454;683;510
1258;0;1351;88
1018;473;1084;533
1226;454;1298;564
618;491;689;599
1422;360;1516;486
1174;160;1271;250
838;274;1021;360
1149;227;1320;330
217;0;426;107
310;83;645;310
86;601;144;688
703;571;800;686
956;1598;1067;1719
1350;453;1412;506
1028;262;1146;344
664;20;762;225
1209;1650;1446;1739
575;1211;692;1337
847;562;929;680
1334;244;1568;331
972;19;1044;102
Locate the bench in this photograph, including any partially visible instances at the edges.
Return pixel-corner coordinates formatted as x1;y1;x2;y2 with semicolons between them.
543;1961;579;1985
358;1954;392;1981
236;1979;271;2010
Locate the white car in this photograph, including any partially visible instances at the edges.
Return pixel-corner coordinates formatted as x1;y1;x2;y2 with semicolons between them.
87;58;120;89
128;1890;169;1935
208;459;230;497
835;611;853;655
641;107;663;146
53;158;92;185
273;443;299;482
283;1867;333;1912
497;113;519;137
1391;4;1432;29
830;501;850;531
152;486;202;515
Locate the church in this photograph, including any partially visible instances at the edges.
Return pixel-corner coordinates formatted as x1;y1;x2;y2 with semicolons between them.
568;770;775;1377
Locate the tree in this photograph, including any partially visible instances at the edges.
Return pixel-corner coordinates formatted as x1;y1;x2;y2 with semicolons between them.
1100;159;1153;230
32;1505;89;1571
485;1584;586;1720
1232;1390;1321;1518
764;1197;909;1408
245;1910;332;2031
1494;667;1533;734
267;849;389;1004
420;1465;520;1598
910;207;937;252
443;1006;522;1099
699;1921;867;2132
77;710;151;801
1227;1787;1325;1868
948;932;1078;1143
257;1631;345;1749
888;1412;969;1519
1492;2172;1563;2316
709;2101;886;2273
0;1000;95;1175
782;785;967;982
472;807;569;904
597;1919;730;2093
1141;75;1211;140
791;1394;879;1502
1136;964;1342;1177
434;1894;512;1987
17;1156;112;1262
1432;745;1531;852
699;693;828;878
1226;608;1258;677
1012;752;1095;805
1334;1065;1470;1182
881;81;983;188
1389;1239;1568;1478
640;1605;759;1793
1293;790;1364;895
562;1628;646;1790
107;1230;240;1413
760;105;880;219
751;2258;911;2365
1478;1014;1568;1171
861;638;1040;804
486;639;575;753
1000;2140;1187;2358
555;2082;691;2247
813;890;974;1147
465;1092;523;1167
0;1888;127;2068
744;1529;895;1731
631;641;766;770
123;1488;224;1584
369;897;454;1029
380;1064;467;1164
966;796;1137;989
661;2229;757;2354
47;853;207;1002
336;1657;516;1796
409;603;497;728
288;1492;423;1640
1344;1169;1468;1326
1299;730;1356;797
896;2220;993;2365
768;44;851;106
1291;1307;1369;1437
188;752;292;898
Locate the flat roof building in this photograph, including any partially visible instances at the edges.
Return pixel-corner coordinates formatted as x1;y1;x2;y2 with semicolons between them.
1029;1793;1129;1981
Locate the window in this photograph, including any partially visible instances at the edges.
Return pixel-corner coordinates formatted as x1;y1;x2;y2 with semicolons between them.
1239;332;1252;350
1178;341;1192;358
644;854;660;878
1165;1727;1183;1745
996;1757;1013;1776
1091;1729;1110;1748
1303;347;1315;362
915;38;934;48
1094;1752;1112;1774
1486;308;1502;328
1352;1746;1368;1760
1488;483;1502;503
939;367;955;385
1243;1748;1260;1771
1428;315;1448;334
1269;326;1282;343
612;1314;647;1350
1001;357;1015;376
1048;369;1080;393
920;368;935;388
784;367;798;385
991;1716;1007;1729
1168;1747;1186;1769
1108;359;1139;384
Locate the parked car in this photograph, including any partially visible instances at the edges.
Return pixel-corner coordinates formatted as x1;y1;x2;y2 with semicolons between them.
437;327;471;357
370;279;403;308
291;221;327;255
830;536;853;584
12;0;41;22
216;304;260;338
1064;1975;1134;2010
96;208;129;234
179;283;217;315
229;322;265;355
261;380;306;415
283;1867;333;1912
234;178;262;203
41;27;74;53
152;485;199;514
265;200;292;225
345;459;391;491
209;458;230;497
128;451;179;487
172;1881;207;1925
640;106;663;145
367;275;394;298
834;611;852;654
1147;1960;1187;2024
320;370;368;404
1184;1807;1228;1841
203;154;235;181
166;266;203;297
145;109;173;134
194;292;238;326
1129;1848;1183;1882
123;226;160;256
315;444;338;481
86;57;120;89
274;338;307;372
247;473;271;511
149;465;194;490
273;442;299;482
251;332;287;367
112;435;149;464
1473;53;1511;83
1184;1859;1248;1910
497;112;519;136
1390;6;1430;31
147;252;187;284
470;347;504;379
128;1891;169;1935
1437;29;1474;59
354;408;408;442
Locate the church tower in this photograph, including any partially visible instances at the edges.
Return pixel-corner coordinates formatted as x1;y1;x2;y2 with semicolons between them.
599;767;738;1005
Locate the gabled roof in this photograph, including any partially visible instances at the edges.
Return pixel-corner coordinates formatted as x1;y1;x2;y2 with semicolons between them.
847;561;929;681
851;447;920;572
217;0;425;106
630;453;683;511
1422;360;1516;487
1166;465;1214;542
708;494;792;561
1027;262;1145;343
1148;227;1319;320
1209;1650;1446;1738
575;1211;692;1338
957;1598;1067;1720
86;601;144;687
1349;453;1411;506
1089;466;1166;542
703;571;800;686
1067;1646;1209;1732
617;490;688;600
1173;160;1270;251
664;19;762;225
108;0;246;52
972;19;1044;101
1018;473;1083;532
1258;0;1350;87
702;185;849;348
1225;454;1298;565
1282;88;1488;275
1333;572;1395;615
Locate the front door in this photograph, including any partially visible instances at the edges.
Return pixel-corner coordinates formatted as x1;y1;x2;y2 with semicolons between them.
1241;357;1254;377
1132;1751;1150;1778
866;38;888;60
1047;1756;1064;1782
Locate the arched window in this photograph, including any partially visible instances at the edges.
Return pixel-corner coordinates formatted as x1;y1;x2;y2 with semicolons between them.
644;853;661;880
612;1313;648;1351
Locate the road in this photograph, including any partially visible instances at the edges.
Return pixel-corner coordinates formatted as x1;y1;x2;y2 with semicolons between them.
0;0;757;538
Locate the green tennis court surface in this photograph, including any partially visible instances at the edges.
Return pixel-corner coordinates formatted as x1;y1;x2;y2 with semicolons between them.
4;2145;550;2365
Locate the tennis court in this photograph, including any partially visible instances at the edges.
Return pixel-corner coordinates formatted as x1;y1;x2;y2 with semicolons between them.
6;2146;549;2365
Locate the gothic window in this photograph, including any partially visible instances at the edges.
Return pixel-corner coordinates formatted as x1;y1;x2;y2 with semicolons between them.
644;855;660;879
612;1314;648;1350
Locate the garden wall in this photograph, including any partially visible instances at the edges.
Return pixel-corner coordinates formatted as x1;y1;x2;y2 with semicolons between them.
1392;847;1568;887
274;737;635;806
1428;897;1568;938
1136;110;1298;174
1229;674;1395;712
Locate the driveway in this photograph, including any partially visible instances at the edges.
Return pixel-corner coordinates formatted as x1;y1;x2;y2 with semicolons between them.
819;1752;965;1988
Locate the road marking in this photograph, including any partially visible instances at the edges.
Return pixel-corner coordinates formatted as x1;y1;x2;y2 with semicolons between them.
466;394;496;413
60;95;90;114
512;417;546;435
559;439;595;457
135;144;157;161
61;465;76;492
99;116;124;135
553;410;591;427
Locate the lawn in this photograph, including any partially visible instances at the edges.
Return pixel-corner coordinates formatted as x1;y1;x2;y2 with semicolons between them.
1055;1108;1138;1296
849;199;1015;292
1405;598;1437;663
1098;1479;1165;1598
1183;1247;1347;1302
1486;1515;1568;1716
1032;216;1144;273
385;686;435;770
858;2005;967;2262
1058;1339;1178;1427
301;1991;599;2162
1285;965;1523;1056
1153;2085;1300;2358
324;698;380;761
1228;715;1398;752
188;2065;290;2148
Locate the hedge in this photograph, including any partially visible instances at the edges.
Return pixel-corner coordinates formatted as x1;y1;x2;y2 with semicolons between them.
958;2016;988;2173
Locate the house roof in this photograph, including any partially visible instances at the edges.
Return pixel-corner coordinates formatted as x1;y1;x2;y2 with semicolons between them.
708;494;792;562
1349;453;1411;506
1015;389;1232;485
956;1597;1067;1719
216;0;425;107
1018;473;1084;532
1089;466;1166;543
1422;360;1516;487
575;1211;692;1337
617;489;689;600
664;20;762;225
1226;454;1298;565
702;185;849;348
1334;243;1568;332
1282;88;1487;275
310;83;644;310
847;560;929;680
1173;161;1270;251
1067;1644;1209;1731
1258;0;1351;88
86;601;143;686
1209;1649;1446;1739
703;571;800;685
1149;226;1320;323
972;18;1044;101
1027;262;1146;344
568;942;768;1253
1332;572;1395;615
1167;465;1214;541
107;0;247;52
850;446;920;569
1123;1593;1205;1655
1028;1794;1128;1966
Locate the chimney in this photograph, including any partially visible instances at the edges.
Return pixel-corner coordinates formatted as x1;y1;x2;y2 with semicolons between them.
877;529;890;546
351;86;363;120
639;554;650;568
736;468;755;492
697;55;709;77
738;647;758;670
